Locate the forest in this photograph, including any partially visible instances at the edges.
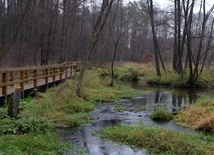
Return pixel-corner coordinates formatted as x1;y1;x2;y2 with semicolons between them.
0;1;214;154
0;0;214;85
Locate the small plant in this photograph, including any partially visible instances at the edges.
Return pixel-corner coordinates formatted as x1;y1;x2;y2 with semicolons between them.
114;105;126;112
151;109;173;122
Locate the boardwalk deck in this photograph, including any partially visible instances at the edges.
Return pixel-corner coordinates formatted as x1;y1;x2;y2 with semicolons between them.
0;62;81;102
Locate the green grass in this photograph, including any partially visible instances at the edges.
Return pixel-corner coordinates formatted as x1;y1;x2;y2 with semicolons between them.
142;65;214;88
151;109;174;122
0;66;147;154
114;105;126;112
100;123;214;155
0;132;70;155
113;62;144;82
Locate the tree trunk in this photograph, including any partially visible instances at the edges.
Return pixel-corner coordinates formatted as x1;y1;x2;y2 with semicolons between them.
76;0;114;96
8;87;21;118
147;0;161;76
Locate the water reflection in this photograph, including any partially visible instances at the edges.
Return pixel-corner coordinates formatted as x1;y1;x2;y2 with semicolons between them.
58;87;214;155
142;88;202;114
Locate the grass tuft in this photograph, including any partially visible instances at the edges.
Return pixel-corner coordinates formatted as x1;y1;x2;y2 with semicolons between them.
175;97;214;133
100;123;214;155
151;109;174;122
114;105;126;112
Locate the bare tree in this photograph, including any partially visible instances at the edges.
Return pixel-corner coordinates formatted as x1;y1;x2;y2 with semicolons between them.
76;0;114;96
147;0;165;76
0;0;32;59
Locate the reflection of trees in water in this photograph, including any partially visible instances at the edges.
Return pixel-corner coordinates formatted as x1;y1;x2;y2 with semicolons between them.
187;89;197;104
155;90;160;103
149;89;198;113
171;89;198;113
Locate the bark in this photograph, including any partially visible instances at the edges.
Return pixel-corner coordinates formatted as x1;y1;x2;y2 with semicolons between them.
147;0;161;76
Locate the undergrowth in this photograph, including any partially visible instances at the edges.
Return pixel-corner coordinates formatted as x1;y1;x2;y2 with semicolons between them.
100;123;214;155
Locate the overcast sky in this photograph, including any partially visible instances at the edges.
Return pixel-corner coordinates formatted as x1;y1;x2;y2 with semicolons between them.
125;0;214;10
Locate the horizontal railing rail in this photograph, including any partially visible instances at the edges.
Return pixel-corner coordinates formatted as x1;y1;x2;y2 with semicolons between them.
0;62;81;100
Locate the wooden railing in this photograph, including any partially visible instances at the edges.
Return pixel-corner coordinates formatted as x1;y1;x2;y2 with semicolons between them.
0;62;81;101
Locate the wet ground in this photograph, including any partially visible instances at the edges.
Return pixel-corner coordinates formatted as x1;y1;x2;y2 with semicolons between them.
57;88;214;155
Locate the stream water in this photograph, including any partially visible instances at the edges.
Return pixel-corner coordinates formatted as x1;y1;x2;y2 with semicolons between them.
57;87;214;155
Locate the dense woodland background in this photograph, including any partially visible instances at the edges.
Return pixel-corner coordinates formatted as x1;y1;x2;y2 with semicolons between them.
0;0;213;72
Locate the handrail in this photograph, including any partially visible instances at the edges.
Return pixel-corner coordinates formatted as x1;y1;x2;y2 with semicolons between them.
0;62;81;99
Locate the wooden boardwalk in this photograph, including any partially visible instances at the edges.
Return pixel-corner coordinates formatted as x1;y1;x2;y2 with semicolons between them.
0;62;81;102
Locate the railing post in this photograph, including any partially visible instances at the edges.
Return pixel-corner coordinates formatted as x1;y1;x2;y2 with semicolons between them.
60;67;63;80
2;72;8;102
52;68;56;86
65;66;68;79
20;71;24;98
33;69;37;89
25;71;28;83
77;62;80;70
73;63;77;75
45;68;48;89
10;72;14;86
70;64;73;77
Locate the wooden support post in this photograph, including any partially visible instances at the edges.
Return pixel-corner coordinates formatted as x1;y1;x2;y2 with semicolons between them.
2;72;8;102
45;68;48;89
33;69;37;89
52;68;56;86
73;64;77;75
20;71;25;98
10;72;14;86
25;71;28;83
60;67;63;80
70;65;72;77
65;67;68;79
77;62;80;71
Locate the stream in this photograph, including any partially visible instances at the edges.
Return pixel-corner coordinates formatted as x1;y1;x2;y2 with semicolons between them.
57;87;214;155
